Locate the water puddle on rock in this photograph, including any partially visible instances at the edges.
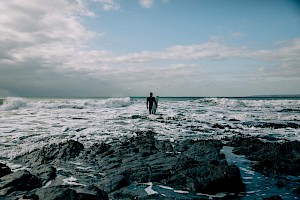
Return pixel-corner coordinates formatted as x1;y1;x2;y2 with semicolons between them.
221;146;300;199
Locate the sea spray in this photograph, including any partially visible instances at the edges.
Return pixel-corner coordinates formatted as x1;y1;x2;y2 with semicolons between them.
0;97;27;110
0;97;299;159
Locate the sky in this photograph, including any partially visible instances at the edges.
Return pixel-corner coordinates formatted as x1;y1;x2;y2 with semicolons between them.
0;0;299;97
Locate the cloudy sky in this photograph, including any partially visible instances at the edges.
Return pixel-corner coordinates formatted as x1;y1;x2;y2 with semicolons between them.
0;0;299;97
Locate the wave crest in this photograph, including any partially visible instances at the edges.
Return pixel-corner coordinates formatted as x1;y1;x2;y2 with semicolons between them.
0;97;28;110
102;97;132;107
0;97;133;110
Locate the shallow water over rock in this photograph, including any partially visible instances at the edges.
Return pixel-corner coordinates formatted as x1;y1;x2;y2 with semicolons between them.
222;146;300;199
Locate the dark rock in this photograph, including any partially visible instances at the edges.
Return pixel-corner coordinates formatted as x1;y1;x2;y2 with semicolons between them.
229;118;240;121
98;175;130;193
0;170;42;195
212;123;226;129
166;139;244;194
15;140;84;166
212;123;233;129
111;187;166;200
31;165;56;185
263;195;282;200
76;185;109;200
155;140;173;153
134;131;158;156
276;180;287;189
42;140;84;161
0;163;11;178
35;185;77;200
242;121;300;129
9;131;245;198
293;186;300;196
82;143;111;161
109;187;138;200
230;136;300;176
89;133;245;196
22;194;39;200
35;185;108;200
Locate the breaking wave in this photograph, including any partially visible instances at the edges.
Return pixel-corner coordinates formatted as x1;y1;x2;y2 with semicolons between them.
0;97;133;111
0;97;28;111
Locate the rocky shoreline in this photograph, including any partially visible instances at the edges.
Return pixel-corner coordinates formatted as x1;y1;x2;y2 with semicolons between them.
0;131;300;199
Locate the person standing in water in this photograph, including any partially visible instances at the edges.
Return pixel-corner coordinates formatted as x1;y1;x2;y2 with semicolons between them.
146;92;157;114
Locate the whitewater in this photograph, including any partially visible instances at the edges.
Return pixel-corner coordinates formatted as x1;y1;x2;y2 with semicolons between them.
0;96;299;160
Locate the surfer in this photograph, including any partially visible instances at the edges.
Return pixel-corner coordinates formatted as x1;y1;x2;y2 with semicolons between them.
146;92;157;114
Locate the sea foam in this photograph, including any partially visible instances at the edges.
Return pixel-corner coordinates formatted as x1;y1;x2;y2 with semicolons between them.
0;97;28;110
0;97;299;160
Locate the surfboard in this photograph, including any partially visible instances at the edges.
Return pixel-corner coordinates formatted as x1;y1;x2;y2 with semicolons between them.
152;96;159;114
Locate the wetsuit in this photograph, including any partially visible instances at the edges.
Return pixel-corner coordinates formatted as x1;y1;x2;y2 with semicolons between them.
147;96;156;114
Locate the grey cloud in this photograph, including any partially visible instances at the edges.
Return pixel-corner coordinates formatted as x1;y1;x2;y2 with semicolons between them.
0;0;299;97
0;60;123;97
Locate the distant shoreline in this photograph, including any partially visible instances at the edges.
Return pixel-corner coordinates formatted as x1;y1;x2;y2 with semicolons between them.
246;94;300;98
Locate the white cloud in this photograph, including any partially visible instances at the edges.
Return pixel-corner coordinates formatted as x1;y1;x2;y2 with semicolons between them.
0;0;95;48
248;38;300;78
109;42;247;63
139;0;154;8
0;0;299;97
251;38;300;62
93;0;120;11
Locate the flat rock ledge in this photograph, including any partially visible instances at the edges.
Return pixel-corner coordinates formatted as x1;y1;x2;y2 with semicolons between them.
1;131;247;199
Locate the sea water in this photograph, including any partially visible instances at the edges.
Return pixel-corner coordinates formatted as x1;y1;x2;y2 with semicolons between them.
0;96;299;159
0;97;300;198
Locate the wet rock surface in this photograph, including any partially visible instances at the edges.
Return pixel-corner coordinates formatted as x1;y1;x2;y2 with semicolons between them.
1;131;246;199
228;135;300;197
0;170;42;196
15;140;84;167
34;185;108;200
2;131;300;199
82;131;246;198
229;135;300;176
0;163;11;178
31;165;57;185
242;121;300;129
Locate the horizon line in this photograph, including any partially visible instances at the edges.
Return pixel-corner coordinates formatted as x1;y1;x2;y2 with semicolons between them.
1;94;300;99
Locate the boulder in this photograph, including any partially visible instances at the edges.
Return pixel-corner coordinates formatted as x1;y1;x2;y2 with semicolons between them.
230;136;300;176
35;185;76;200
263;195;282;200
0;170;42;195
15;140;84;166
293;186;300;196
87;131;245;195
39;140;84;162
35;185;108;200
167;140;245;194
8;131;246;198
97;175;130;193
76;185;109;200
20;194;39;200
31;165;56;185
0;163;11;178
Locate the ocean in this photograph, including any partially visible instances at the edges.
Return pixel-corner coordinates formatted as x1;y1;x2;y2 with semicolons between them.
0;96;300;198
